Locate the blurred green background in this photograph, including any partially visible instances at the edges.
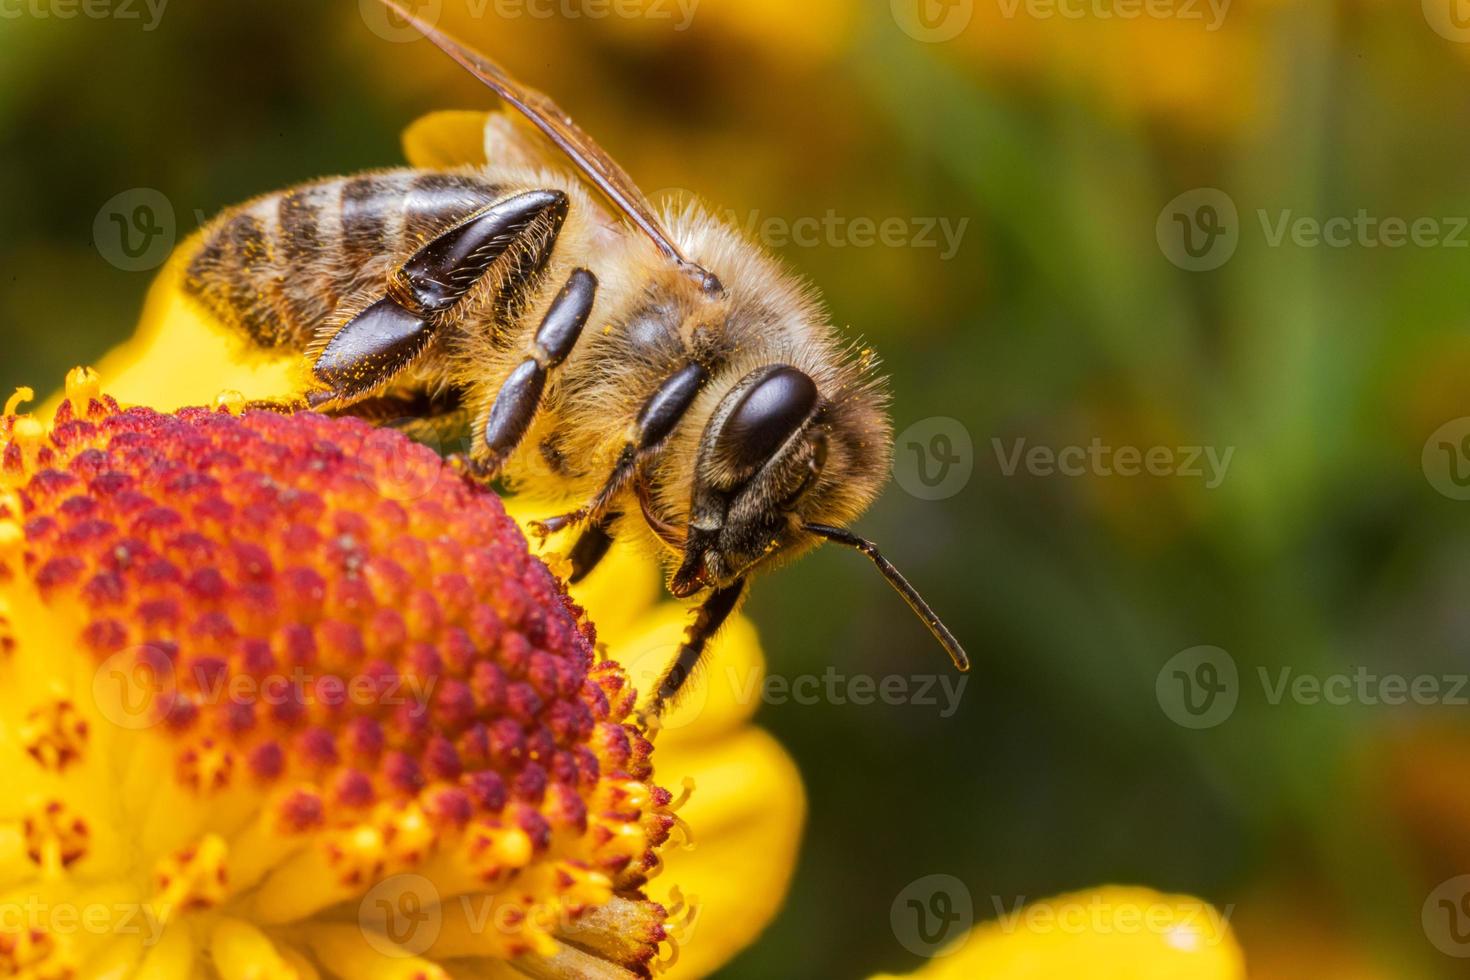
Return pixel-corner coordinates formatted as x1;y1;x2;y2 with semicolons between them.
7;1;1470;976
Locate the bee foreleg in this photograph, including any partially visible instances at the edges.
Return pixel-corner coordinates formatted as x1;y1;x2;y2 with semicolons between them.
649;578;747;717
528;362;708;541
478;268;598;475
567;513;619;584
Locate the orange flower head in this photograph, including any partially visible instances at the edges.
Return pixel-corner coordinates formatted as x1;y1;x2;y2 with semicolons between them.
0;370;682;978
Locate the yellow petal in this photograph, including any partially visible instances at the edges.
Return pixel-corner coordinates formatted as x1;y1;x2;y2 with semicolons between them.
402;110;490;169
63;247;301;414
134;925;194;980
613;605;765;743
872;886;1245;980
653;727;805;979
306;923;451;980
211;917;299;980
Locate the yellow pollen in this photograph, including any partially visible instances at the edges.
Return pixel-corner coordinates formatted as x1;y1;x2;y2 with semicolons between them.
23;800;90;873
177;738;237;795
153;834;231;921
380;803;435;870
63;365;101;416
0;925;76;978
19;697;88;771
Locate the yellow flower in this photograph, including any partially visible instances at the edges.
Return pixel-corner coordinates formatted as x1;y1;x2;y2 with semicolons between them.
1;371;670;977
873;886;1246;980
0;370;800;979
67;112;809;980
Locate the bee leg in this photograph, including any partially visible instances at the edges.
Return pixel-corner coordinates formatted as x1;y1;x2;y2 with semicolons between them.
478;268;598;476
568;513;619;583
648;578;748;717
310;190;570;409
528;362;708;538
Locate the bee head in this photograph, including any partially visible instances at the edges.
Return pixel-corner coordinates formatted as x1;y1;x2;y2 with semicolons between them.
668;363;886;596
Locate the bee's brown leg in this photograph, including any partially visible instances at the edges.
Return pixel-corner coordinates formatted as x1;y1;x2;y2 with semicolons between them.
478;268;598;476
568;513;619;583
528;362;708;539
311;190;569;408
648;578;747;717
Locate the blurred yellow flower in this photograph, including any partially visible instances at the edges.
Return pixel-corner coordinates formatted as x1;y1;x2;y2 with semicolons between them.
68;103;806;978
873;886;1245;980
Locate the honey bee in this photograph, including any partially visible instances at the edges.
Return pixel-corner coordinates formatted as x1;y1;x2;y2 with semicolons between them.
182;0;969;715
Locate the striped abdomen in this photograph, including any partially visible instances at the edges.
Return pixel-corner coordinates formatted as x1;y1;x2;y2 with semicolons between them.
184;169;506;351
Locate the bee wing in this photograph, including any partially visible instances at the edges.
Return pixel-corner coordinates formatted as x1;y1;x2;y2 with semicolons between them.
379;0;715;288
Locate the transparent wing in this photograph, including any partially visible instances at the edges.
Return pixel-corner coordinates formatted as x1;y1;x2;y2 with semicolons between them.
379;0;713;287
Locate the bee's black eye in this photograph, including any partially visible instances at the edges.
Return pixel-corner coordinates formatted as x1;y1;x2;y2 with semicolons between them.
716;366;819;474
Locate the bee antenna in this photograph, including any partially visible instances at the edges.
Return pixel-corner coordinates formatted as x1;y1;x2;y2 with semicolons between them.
802;523;970;673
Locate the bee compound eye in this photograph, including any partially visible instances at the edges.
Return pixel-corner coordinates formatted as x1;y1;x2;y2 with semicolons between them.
716;366;819;474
